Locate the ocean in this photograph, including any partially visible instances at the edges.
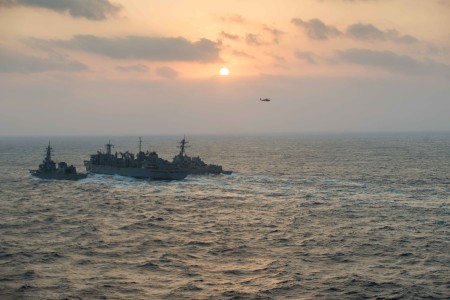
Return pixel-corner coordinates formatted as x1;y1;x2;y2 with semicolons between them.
0;133;449;299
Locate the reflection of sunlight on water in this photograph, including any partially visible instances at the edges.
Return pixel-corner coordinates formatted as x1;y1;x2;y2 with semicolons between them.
0;134;449;299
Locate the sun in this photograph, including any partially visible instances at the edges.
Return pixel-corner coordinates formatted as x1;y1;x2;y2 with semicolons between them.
219;67;230;76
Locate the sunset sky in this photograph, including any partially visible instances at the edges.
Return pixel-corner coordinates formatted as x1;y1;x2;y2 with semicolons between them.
1;0;449;135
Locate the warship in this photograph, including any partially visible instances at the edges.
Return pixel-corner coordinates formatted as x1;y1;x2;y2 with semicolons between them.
172;137;232;175
30;142;87;180
84;138;188;180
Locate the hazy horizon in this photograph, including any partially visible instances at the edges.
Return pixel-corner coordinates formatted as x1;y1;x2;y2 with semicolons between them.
1;130;449;139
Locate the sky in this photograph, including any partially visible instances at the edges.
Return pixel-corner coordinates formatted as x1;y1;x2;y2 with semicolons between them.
1;0;449;136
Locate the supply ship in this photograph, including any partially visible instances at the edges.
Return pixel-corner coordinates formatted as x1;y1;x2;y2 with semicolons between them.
30;143;87;180
84;138;188;180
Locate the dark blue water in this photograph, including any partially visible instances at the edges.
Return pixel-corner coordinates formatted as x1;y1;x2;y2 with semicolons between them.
0;133;449;299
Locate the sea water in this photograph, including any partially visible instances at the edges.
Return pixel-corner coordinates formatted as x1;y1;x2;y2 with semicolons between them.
0;133;449;299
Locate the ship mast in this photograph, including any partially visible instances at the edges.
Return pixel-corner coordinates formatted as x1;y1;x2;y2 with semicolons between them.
45;141;53;161
178;136;189;156
105;140;114;155
139;137;142;153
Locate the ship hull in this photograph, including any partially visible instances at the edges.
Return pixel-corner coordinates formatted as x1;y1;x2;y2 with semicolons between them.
188;167;221;175
185;166;232;175
85;162;188;180
30;171;87;180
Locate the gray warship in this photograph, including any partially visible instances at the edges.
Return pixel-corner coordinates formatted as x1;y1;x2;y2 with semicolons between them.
84;138;188;180
30;142;87;180
172;137;232;175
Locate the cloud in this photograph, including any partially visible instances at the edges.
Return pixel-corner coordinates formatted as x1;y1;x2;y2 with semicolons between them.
346;23;419;44
295;51;317;64
439;0;450;7
0;0;121;20
217;13;247;24
426;43;448;56
263;25;284;44
346;23;385;40
267;53;285;63
0;50;88;73
394;34;419;44
36;35;222;63
116;64;148;73
291;18;342;40
292;18;419;45
220;31;239;41
155;66;178;79
232;50;254;59
220;27;282;46
245;33;265;46
336;48;450;76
